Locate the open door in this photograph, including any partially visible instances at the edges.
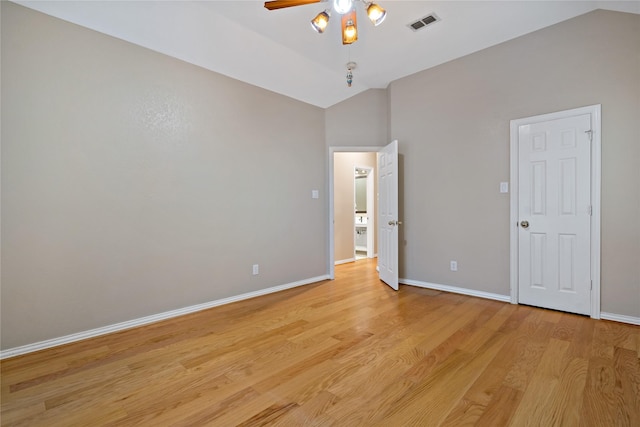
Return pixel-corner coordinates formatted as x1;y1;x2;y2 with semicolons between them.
378;140;399;290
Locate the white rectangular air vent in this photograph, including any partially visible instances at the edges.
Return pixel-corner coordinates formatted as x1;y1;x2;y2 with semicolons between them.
408;13;440;32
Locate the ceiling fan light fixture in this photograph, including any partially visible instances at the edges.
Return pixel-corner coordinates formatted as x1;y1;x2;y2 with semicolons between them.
366;2;386;26
310;10;330;33
333;0;353;15
342;19;357;44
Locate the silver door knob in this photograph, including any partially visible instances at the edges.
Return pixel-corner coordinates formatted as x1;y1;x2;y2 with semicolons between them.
520;220;529;229
388;220;403;226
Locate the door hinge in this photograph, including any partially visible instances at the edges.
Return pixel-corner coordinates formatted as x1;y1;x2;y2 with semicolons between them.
590;280;593;290
588;205;592;216
585;129;593;141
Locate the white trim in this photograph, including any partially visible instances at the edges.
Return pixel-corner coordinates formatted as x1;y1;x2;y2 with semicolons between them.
600;312;640;326
589;106;602;319
0;274;330;360
335;258;356;265
509;104;601;318
328;146;384;280
400;278;511;303
404;279;637;326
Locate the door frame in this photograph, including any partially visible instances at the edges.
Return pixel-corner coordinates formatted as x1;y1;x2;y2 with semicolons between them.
509;104;601;318
328;146;382;280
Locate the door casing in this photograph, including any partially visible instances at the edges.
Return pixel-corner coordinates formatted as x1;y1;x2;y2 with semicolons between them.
328;146;383;280
509;104;601;318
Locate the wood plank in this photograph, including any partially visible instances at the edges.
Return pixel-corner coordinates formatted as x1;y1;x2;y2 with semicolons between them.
373;332;509;426
502;319;554;391
270;390;339;427
329;374;416;425
508;338;570;426
474;385;522;426
439;397;485;427
457;311;537;407
581;356;619;426
613;347;640;426
544;356;589;426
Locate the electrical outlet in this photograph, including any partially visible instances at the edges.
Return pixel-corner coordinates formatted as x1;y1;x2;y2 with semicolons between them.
450;260;458;272
252;264;259;275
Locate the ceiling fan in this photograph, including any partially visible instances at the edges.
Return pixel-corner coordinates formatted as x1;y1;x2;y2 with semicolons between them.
264;0;387;45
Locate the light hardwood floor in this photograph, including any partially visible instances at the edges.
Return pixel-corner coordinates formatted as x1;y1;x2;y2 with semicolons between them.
1;259;639;426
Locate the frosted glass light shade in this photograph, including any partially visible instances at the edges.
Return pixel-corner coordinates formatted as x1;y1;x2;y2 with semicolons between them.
366;3;386;26
311;11;330;33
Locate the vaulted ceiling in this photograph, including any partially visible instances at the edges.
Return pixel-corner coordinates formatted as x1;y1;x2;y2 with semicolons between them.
14;1;640;108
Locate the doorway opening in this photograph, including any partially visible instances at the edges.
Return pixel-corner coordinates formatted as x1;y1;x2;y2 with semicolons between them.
328;147;381;280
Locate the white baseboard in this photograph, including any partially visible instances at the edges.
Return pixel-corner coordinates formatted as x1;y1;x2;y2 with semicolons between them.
401;279;640;325
400;278;511;303
0;274;330;360
600;312;640;326
5;275;634;360
335;258;355;265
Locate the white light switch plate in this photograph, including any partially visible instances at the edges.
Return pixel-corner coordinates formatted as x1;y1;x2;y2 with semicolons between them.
500;182;509;193
312;190;319;199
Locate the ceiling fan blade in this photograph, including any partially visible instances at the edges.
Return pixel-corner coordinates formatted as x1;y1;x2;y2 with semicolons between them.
264;0;322;11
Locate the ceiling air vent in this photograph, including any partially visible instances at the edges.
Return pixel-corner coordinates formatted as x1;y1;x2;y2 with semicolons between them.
408;13;440;32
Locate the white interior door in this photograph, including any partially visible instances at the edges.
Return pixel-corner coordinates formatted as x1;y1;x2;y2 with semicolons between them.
378;140;399;290
517;114;592;315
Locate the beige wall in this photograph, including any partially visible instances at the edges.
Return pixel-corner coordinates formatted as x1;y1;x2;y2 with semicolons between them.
1;3;326;349
325;89;389;147
334;152;377;262
389;10;640;317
